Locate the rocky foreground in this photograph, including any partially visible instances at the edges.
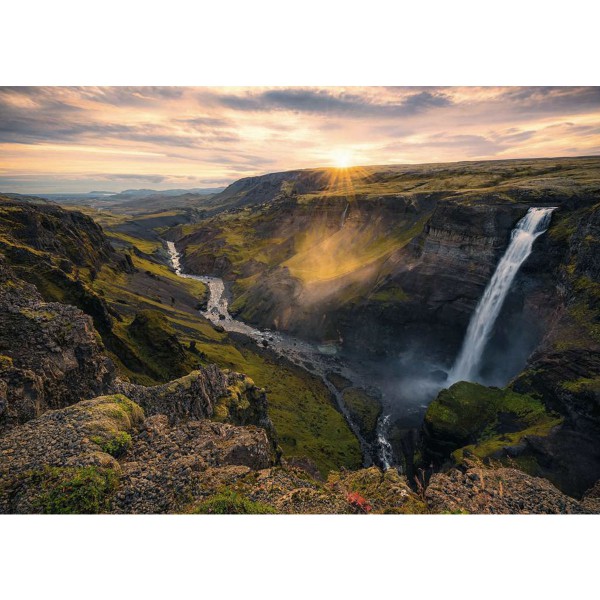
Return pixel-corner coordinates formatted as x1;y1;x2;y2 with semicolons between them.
0;259;595;514
2;390;599;514
1;254;597;513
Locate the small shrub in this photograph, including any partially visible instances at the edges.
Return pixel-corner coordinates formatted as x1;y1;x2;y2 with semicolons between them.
30;466;119;514
91;431;132;458
347;491;372;514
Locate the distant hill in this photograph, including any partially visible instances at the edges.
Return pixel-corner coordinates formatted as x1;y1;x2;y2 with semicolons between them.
34;187;225;202
0;192;55;206
107;187;225;200
21;187;227;215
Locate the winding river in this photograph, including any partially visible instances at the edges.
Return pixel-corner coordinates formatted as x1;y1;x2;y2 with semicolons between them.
165;241;390;468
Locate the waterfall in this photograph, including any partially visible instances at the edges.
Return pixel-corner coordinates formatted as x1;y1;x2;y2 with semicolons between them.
448;206;557;385
376;414;394;470
340;203;349;228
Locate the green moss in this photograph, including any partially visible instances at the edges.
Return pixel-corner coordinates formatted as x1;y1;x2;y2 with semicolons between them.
29;465;119;514
199;340;362;476
82;395;143;458
0;354;13;369
213;377;255;423
90;431;132;458
561;377;600;394
83;394;145;429
342;388;382;439
424;382;562;467
369;286;409;303
425;382;502;441
193;490;276;514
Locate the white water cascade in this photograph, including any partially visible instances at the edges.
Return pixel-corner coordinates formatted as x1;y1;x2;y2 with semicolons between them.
448;206;557;385
340;203;349;228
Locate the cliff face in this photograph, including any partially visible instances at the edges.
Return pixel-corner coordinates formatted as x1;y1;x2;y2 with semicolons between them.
0;394;274;514
337;199;534;361
0;195;133;334
176;189;561;367
0;260;116;432
421;200;600;497
509;201;600;495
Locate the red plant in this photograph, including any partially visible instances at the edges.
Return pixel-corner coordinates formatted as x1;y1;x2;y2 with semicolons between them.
347;491;372;514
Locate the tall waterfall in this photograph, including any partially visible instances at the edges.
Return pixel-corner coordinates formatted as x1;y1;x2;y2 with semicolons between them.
448;206;557;385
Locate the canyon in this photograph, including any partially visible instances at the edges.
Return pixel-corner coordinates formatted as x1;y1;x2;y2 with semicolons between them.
1;156;599;512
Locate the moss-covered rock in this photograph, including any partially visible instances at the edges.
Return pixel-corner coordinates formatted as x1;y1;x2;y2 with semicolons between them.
0;394;144;513
426;461;589;514
342;387;382;442
125;309;190;380
29;465;119;514
192;489;276;514
422;382;562;471
0;260;116;432
328;466;428;514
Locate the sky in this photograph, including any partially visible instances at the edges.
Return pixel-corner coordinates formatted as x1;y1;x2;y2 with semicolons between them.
1;86;599;194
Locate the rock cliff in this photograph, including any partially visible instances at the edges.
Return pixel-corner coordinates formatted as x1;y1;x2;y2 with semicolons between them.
0;260;115;432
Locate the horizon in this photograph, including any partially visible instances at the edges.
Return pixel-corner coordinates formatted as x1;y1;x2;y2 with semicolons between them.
3;153;600;197
1;86;600;194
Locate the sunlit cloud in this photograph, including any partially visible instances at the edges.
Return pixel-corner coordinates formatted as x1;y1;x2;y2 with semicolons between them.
0;86;598;193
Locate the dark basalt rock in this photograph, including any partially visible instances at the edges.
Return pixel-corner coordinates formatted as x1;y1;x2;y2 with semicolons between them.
0;261;116;432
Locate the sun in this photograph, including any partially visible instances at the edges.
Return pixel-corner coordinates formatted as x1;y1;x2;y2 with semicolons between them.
331;150;353;169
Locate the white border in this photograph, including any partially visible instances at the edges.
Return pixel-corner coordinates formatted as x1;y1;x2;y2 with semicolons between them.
1;1;598;597
0;0;598;85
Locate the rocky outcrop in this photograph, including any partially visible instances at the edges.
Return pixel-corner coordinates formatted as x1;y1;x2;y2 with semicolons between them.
0;261;275;447
421;381;562;468
0;195;116;270
189;465;426;514
0;394;273;514
1;389;596;514
0;391;419;514
425;463;594;514
112;415;272;513
0;261;116;432
0;195;133;336
115;365;274;436
0;394;143;513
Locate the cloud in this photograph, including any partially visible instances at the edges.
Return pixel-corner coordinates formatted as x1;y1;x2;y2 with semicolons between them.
216;88;453;118
0;86;599;193
95;173;170;183
497;86;600;114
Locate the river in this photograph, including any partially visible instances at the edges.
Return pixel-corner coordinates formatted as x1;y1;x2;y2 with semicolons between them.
165;240;392;468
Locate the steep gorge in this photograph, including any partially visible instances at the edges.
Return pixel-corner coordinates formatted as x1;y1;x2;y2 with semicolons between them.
172;158;600;495
1;158;599;512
